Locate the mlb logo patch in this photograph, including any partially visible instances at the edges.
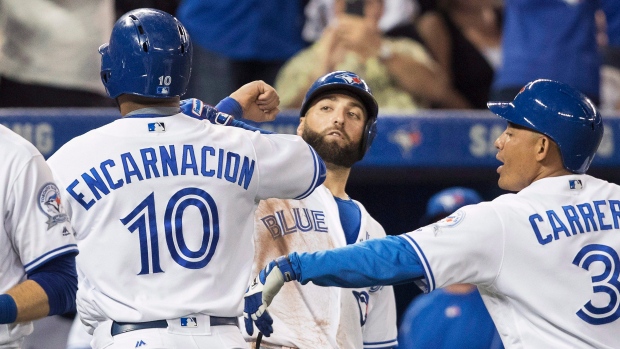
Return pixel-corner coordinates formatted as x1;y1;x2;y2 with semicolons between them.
180;317;197;327
569;179;583;190
148;122;166;133
156;86;170;95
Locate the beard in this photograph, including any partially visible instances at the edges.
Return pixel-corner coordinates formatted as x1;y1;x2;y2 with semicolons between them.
302;127;363;168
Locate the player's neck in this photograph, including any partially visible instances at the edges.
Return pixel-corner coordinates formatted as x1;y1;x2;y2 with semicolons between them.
323;164;351;200
117;95;181;116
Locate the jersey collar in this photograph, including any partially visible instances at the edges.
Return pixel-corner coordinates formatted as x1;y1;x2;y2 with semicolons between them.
124;107;180;118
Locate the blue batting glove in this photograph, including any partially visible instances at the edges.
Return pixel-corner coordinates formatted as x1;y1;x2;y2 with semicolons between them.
243;256;297;336
179;98;234;125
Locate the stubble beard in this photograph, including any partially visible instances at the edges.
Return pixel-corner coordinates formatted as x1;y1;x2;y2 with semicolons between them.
302;127;362;168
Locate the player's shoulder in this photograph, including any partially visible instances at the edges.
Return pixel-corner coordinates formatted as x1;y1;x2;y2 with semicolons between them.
48;122;115;162
444;200;504;229
0;124;43;160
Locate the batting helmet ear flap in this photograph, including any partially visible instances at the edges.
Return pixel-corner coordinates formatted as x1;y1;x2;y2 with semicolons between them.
360;117;378;160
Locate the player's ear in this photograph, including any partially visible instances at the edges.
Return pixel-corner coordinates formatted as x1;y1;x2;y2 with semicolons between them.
535;135;554;162
297;117;306;137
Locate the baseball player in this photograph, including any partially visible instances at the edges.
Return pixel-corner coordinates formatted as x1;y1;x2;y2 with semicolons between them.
245;79;620;348
47;9;325;349
0;125;78;348
235;71;397;349
398;187;503;349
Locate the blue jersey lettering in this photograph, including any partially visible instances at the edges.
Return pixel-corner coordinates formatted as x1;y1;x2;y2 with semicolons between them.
67;144;256;210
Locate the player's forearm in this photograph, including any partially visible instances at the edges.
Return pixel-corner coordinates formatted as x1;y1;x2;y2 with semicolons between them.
27;253;78;318
215;97;273;134
290;236;424;288
3;280;50;323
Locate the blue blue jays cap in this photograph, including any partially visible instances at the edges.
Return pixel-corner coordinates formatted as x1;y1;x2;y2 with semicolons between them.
422;187;482;224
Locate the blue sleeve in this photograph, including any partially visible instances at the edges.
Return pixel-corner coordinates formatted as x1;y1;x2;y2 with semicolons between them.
27;252;78;316
215;97;244;119
290;235;424;288
216;97;275;134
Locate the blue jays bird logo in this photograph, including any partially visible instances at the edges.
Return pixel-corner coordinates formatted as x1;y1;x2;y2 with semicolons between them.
335;73;362;85
353;290;370;326
389;128;422;157
38;183;69;230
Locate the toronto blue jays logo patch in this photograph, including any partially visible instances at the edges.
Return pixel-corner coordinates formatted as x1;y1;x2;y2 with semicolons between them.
38;183;69;230
436;210;466;228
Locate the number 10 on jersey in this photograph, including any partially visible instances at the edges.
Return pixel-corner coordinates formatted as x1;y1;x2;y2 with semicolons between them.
120;187;220;274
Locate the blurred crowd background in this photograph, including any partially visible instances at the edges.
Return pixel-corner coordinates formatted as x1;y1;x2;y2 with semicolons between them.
1;0;619;113
1;1;619;348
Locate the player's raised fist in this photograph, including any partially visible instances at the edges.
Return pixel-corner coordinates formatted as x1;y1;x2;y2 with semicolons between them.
230;80;280;122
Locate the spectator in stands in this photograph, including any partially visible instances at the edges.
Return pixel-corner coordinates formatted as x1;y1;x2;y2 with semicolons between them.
276;0;470;112
491;0;620;106
398;187;503;349
302;0;419;42
416;0;502;109
176;0;306;105
0;0;115;107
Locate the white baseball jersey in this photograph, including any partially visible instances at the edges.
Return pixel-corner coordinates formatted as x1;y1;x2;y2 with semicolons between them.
404;174;620;348
47;112;322;333
248;186;397;349
0;125;77;347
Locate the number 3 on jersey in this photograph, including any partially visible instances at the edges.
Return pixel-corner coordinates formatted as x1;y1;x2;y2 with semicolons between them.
120;188;219;274
572;244;620;325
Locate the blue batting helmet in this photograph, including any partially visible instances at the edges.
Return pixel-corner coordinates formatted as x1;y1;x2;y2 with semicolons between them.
488;79;603;174
99;8;192;99
300;71;379;159
421;187;482;225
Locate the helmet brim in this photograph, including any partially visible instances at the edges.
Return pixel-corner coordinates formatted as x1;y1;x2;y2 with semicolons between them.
487;101;538;130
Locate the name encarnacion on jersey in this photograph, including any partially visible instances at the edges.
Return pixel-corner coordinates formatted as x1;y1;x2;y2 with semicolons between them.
529;199;620;245
67;144;255;210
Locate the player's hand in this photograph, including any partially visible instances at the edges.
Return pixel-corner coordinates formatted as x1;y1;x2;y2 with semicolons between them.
229;81;280;122
244;256;297;336
179;98;234;125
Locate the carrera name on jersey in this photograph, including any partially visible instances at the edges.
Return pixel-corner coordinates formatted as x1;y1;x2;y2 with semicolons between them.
530;199;620;245
67;144;255;210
